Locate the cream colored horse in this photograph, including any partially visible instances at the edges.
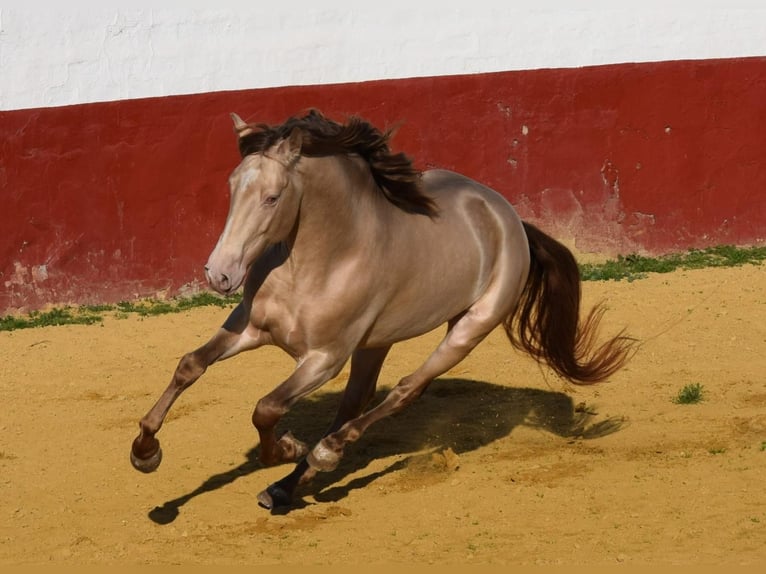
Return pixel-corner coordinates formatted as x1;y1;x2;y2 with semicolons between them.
131;110;633;509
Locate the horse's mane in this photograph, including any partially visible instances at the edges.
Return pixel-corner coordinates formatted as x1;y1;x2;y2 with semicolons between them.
237;109;436;216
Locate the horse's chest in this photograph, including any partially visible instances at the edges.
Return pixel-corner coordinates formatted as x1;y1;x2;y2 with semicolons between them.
247;290;307;353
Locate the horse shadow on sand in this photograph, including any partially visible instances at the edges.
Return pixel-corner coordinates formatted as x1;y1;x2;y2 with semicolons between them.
147;378;624;523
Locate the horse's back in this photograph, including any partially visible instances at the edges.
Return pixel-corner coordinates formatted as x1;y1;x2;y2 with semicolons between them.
422;167;529;288
422;169;523;222
421;169;527;256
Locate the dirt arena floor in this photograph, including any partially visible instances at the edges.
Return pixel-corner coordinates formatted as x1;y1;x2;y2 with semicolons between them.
1;265;765;566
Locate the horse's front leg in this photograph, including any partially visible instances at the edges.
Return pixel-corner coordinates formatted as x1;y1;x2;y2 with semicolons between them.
257;346;391;509
130;306;259;473
252;350;348;465
249;350;349;504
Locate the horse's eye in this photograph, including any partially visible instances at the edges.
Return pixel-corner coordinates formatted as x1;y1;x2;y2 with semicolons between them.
263;195;280;206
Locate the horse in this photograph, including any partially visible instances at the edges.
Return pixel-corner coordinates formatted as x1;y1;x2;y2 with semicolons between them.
130;109;634;510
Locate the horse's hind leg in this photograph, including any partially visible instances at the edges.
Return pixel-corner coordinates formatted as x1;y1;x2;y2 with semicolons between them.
256;346;391;509
308;306;505;472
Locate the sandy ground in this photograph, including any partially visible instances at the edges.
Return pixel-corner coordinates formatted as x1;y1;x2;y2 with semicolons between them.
1;265;765;566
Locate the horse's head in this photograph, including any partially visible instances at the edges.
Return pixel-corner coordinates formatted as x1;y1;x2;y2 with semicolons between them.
205;114;303;295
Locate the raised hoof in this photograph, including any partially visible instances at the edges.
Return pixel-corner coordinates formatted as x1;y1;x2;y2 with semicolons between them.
130;446;163;473
257;484;292;510
306;441;341;472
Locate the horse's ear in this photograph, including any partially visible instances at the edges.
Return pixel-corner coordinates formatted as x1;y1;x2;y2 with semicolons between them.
275;127;303;165
230;113;254;138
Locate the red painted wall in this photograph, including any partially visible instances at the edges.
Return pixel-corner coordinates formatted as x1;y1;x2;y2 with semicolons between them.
2;57;765;313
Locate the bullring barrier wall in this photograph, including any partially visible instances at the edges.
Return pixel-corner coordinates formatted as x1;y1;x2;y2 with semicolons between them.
2;6;765;313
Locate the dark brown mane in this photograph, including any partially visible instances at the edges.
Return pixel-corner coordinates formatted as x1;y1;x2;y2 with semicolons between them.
238;109;436;216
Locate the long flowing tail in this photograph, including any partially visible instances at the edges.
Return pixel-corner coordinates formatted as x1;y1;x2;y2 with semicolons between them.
504;221;636;384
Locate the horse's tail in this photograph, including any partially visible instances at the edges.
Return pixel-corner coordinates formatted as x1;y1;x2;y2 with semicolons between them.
503;221;635;384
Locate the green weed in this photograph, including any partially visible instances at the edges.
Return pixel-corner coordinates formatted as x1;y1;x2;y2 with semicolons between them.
1;292;239;332
579;245;766;282
673;383;705;405
0;307;102;331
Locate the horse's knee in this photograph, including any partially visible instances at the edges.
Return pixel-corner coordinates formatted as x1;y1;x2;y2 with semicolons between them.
172;352;207;389
251;397;285;431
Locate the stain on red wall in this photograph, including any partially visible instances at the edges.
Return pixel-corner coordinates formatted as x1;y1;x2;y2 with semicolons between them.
2;57;765;313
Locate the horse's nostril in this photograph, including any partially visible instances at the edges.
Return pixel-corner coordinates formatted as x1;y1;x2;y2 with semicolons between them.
221;273;230;285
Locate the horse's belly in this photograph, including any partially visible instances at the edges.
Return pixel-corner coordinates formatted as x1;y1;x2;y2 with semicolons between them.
360;250;488;346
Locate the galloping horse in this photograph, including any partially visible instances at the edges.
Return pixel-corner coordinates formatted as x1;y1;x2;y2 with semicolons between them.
131;110;634;509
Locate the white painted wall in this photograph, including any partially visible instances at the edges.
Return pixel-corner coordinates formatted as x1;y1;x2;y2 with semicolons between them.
2;2;766;110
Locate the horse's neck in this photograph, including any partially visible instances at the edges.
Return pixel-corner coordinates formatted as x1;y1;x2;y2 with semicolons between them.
287;155;389;269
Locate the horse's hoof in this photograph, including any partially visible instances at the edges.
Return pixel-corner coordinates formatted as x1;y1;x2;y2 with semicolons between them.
130;446;163;473
307;441;340;472
278;430;309;461
257;484;292;510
